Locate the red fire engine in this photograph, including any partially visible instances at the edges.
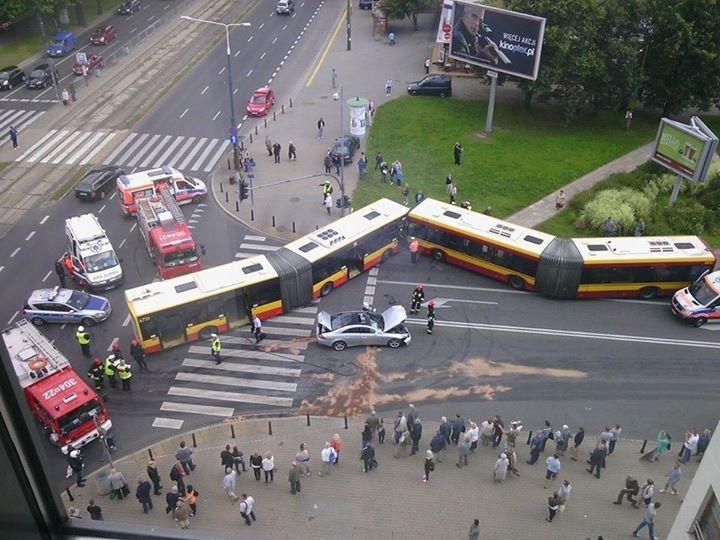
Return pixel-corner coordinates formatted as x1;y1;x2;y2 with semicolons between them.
136;185;202;279
1;320;112;454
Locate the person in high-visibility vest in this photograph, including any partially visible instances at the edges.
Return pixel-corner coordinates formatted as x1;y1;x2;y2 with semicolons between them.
116;360;132;391
322;180;333;204
211;333;222;365
76;326;91;357
104;354;118;388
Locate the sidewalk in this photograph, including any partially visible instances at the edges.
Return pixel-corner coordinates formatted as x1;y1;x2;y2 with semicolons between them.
62;415;692;539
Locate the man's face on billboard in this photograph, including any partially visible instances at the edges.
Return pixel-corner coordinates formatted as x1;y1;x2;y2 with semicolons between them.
461;5;484;35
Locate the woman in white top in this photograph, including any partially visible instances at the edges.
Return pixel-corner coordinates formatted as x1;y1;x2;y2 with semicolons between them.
467;422;480;452
494;453;509;483
262;452;275;483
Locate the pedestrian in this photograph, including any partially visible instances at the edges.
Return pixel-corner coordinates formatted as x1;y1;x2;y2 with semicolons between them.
232;445;246;473
603;216;615;237
62;88;70;105
239;493;256;526
388;31;396;45
556;424;571;455
406;403;418;435
402;182;410;205
506;447;521;478
625;108;633;130
613;475;640;506
76;326;91;357
492;416;505;448
87;357;105;396
331;68;337;88
324;192;332;215
467;421;479;452
445;174;453;194
394;429;410;458
660;461;682;495
86;499;103;520
469;519;480;540
449;183;458;204
439;416;451;446
321;179;334;204
586;443;606;479
426;300;436;334
296;443;312;476
457;434;471;468
653;430;671;462
365;410;380;440
223;467;238;502
319;442;336;476
680;429;699;463
169;459;186;496
317;117;325;139
130;338;148;371
410;283;424;313
608;424;622;455
423;450;435;483
54;257;66;287
184;484;198;516
221;445;235;472
410;419;423;455
505;421;521;452
632;501;661;539
262;452;274;483
324;153;332;173
165;485;180;514
288;141;296;160
210;333;221;364
570;426;585;461
555;189;566;210
62;253;74;279
385;79;392;96
494;453;509;483
544;453;561;489
273;142;281;163
67;450;85;487
173;499;191;530
250;450;263;481
696;428;712;459
451;413;466;445
331;433;343;464
252;312;264;343
361;441;376;472
265;136;273;156
558;479;572;509
69;80;76;101
333;153;341;174
635;218;646;236
380;160;389;183
424;56;431;74
98;425;117;456
108;468;128;501
541;420;554;452
176;441;196;475
638;478;655;507
375;151;383;170
547;491;561;523
480;418;493;446
288;460;303;494
136;477;153;513
116;359;132;391
358;152;368;178
147;460;163;495
453;142;463;165
527;430;543;465
430;430;446;463
393;411;407;444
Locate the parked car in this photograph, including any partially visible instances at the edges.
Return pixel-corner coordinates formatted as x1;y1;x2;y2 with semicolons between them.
316;306;411;351
359;0;374;9
23;287;112;326
0;65;26;90
118;0;141;14
276;0;295;14
25;64;58;89
46;31;77;57
329;135;361;164
90;24;117;45
73;54;104;76
74;166;125;201
407;74;452;97
246;87;276;117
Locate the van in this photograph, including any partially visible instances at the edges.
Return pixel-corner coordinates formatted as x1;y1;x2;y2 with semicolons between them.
407;75;452;97
672;270;720;327
46;31;77;57
65;214;123;290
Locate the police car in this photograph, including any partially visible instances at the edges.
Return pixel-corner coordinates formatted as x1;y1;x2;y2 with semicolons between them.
23;287;111;326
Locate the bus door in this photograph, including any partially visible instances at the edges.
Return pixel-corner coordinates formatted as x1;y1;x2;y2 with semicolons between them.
157;313;186;349
347;243;364;279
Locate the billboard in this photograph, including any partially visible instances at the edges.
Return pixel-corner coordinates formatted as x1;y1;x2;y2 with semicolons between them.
449;1;546;81
652;118;718;183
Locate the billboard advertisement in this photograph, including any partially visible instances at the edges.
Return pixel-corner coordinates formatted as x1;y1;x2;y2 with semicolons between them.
652;118;718;183
449;1;546;81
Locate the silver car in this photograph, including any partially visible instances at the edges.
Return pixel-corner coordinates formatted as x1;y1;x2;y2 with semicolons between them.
23;287;112;326
316;306;411;351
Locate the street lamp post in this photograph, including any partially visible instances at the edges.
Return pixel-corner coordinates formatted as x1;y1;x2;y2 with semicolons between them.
338;85;346;216
180;16;251;178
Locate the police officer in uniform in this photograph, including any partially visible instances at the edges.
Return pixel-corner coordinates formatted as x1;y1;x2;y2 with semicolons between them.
130;338;148;371
104;354;118;388
210;333;222;365
426;300;436;334
76;326;91;357
116;360;132;391
322;180;333;204
410;284;425;315
87;357;106;399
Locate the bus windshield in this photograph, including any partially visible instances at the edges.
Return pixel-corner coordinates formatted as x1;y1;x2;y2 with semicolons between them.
688;278;720;306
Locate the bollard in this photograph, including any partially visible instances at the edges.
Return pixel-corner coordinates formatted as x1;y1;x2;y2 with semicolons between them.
249;133;253;144
273;112;276;121
240;141;244;151
228;159;231;170
148;448;154;461
251;209;254;221
272;216;276;227
344;416;348;429
225;192;229;203
66;487;75;502
316;225;319;230
306;412;310;426
281;104;285;114
268;421;273;436
526;432;532;445
192;433;197;448
640;440;647;454
220;182;223;193
231;424;236;439
264;118;267;129
292;221;296;233
289;98;293;108
255;125;258;135
235;201;239;212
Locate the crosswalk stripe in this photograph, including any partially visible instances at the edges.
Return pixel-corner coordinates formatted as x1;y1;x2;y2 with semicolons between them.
0;109;26;132
292;306;319;314
239;242;279;251
51;131;93;164
187;345;304;363
219;336;309;351
178;136;207;170
267;315;316;325
79;133;116;165
140;134;172;167
191;138;218;171
166;136;196;167
235;252;263;259
182;358;301;377
244;235;266;241
176;372;297;392
203;139;230;172
67;132;106;164
153;135;185;167
262;326;313;337
168;386;294;407
40;132;76;163
126;133;160;166
0;109;17;123
27;130;68;162
103;132;138;164
152;417;184;429
15;129;57;161
161;401;234;417
115;132;149;164
1;110;33;133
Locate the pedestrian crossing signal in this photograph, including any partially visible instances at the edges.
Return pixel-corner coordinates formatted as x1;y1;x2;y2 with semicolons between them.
240;181;249;201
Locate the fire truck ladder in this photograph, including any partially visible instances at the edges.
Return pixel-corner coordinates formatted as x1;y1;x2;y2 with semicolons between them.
157;187;185;225
13;319;68;381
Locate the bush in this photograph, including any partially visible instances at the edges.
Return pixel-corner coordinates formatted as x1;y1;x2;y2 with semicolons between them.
659;203;713;235
578;188;654;233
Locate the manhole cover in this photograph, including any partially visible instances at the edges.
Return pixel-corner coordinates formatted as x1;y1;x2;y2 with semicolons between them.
290;197;300;203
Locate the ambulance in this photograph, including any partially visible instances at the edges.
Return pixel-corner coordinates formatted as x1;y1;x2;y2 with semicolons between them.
671;270;720;327
116;166;207;215
65;214;123;290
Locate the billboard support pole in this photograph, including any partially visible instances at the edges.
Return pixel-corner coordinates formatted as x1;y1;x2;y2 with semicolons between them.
484;71;498;136
668;175;683;209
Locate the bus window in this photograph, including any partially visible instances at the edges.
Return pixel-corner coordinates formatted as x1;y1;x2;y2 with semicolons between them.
139;317;158;340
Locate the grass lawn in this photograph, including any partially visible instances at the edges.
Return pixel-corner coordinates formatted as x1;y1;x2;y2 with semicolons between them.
355;97;659;216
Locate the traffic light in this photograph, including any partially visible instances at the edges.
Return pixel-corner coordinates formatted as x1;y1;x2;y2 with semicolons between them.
240;181;249;202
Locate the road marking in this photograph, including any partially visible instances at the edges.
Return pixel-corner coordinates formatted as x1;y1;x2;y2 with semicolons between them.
218;67;225;75
152;417;185;429
122;313;131;327
139;134;173;167
16;130;58;161
247;35;253;42
176;372;297;392
66;131;106;164
115;133;150;164
238;242;279;251
168;386;294;407
272;37;278;44
130;27;137;34
262;325;314;337
233;88;238;94
234;50;241;58
377;279;528;295
201;86;209;95
25;231;35;241
178;137;207;170
244;235;266;241
126;133;161;166
103;133;138;164
260;52;266;60
50;131;93;164
292;306;318;314
247;69;253;77
10;247;20;257
0;266;4;272
106;337;120;351
153;136;185;167
165;137;196;168
7;311;19;325
160;401;234;418
365;286;375;295
212;110;221;121
182;358;301;377
430;297;498;307
283;24;288;31
307;6;346;86
179;108;188;119
118;238;126;248
79;132;116;165
98;204;106;213
130;222;137;232
367;277;377;285
37;131;74;163
42;270;52;282
188;345;305;362
259;23;264;29
191;139;219;171
266;315;315;325
40;215;49;225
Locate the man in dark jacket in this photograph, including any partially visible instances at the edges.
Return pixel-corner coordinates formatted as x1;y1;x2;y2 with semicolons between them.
361;442;376;472
136;478;153;513
587;443;607;478
430;431;446;462
165;486;179;514
147;460;162;495
439;416;451;445
130;339;147;371
613;475;640;505
410;419;423;455
68;450;85;487
220;445;235;471
451;413;465;445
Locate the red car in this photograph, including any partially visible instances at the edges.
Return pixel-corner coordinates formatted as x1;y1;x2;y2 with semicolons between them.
246;87;275;117
90;24;117;45
73;54;104;75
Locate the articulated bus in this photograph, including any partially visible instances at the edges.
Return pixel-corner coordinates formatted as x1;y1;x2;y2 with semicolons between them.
125;198;408;352
407;198;716;299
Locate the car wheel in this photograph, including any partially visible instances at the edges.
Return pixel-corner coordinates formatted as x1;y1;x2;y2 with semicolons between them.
30;317;46;326
410;90;417;95
192;196;202;204
639;287;658;300
332;341;347;351
320;281;334;297
431;249;446;262
199;326;218;339
81;317;96;327
694;317;708;328
387;338;401;349
508;275;525;290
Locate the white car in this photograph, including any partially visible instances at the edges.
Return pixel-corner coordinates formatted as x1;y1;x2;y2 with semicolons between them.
276;0;295;14
316;306;411;351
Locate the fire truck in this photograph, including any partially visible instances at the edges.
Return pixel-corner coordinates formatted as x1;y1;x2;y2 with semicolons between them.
136;185;202;279
1;320;111;454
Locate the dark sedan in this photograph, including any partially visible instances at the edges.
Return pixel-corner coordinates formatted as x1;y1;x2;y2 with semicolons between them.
118;0;140;14
26;64;58;89
330;135;360;165
74;166;125;201
0;65;25;90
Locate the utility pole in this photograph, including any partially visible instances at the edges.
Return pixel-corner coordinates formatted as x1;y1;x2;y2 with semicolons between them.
339;85;346;216
346;0;351;51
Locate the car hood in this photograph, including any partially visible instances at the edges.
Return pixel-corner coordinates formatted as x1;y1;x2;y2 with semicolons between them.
381;305;407;331
85;295;110;312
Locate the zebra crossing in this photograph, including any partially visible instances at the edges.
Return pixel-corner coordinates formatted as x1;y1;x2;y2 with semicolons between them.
234;234;282;259
153;306;317;428
0;108;46;147
13;128;230;173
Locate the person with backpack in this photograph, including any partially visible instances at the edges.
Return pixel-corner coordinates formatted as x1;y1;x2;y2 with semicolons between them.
135;477;153;513
169;459;186;496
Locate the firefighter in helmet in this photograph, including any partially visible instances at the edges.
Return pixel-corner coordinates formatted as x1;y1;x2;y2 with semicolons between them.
410;283;425;314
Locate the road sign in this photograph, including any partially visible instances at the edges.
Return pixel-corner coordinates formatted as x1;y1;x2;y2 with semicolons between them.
75;52;87;65
230;134;238;145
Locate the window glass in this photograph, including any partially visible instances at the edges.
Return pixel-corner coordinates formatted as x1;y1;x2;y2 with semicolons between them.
139;317;158;340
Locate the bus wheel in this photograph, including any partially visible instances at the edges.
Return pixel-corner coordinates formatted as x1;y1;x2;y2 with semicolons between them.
332;340;347;351
639;287;658;300
320;282;334;297
694;317;708;328
199;327;217;340
432;249;446;262
508;276;525;290
382;249;392;261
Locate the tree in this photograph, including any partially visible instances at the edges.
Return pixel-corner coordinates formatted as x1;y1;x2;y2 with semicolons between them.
0;0;60;39
377;0;436;30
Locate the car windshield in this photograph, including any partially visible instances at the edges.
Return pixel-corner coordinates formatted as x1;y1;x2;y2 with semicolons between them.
330;311;383;331
30;69;46;77
66;290;91;310
50;39;64;46
58;400;102;434
0;72;9;80
688;279;720;306
85;251;119;273
251;95;267;104
163;248;198;267
95;27;106;33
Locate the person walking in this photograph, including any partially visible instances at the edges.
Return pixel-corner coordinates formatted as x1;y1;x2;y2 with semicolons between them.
165;485;180;515
638;479;655;508
394;428;410;458
108;468;127;500
324;153;332;173
453;142;463;165
439;416;451;446
547;491;561;523
660;461;683;495
176;441;196;475
377;420;386;444
379;160;389;183
130;339;148;371
169;459;186;496
393;411;407;444
68;80;76;101
375;151;383;170
210;333;221;365
103;354;118;389
239;493;256;526
265;136;273;156
361;441;376;472
173;499;191;529
288;141;296;161
289;461;302;494
449;183;458;204
544;453;561;489
296;443;311;476
62;88;70;105
250;450;263;481
184;484;198;516
426;300;436;334
494;453;509;483
333;153;342;175
401;182;410;205
451;413;466;445
262;452;275;483
317;117;325;139
116;359;132;391
613;475;640;506
87;357;105;396
424;56;431;74
586;443;606;479
555;189;566;210
527;430;543;465
385;79;392;96
76;326;91;357
322;179;334;202
8;125;18;149
491;416;505;448
410;283;424;314
136;478;153;513
410;419;423;455
555;424;571;455
409;237;420;264
252;313;264;343
430;430;446;463
607;424;622;455
457;434;471;468
331;433;343;464
365;410;380;440
272;142;281;163
319;442;336;476
324;192;333;215
358;152;368;178
231;446;246;473
224;467;239;502
68;450;85;487
86;499;103;521
570;426;585;461
468;519;480;540
221;445;235;472
653;430;671;462
632;501;661;539
54;257;66;287
680;429;699;463
467;421;479;452
147;460;163;495
558;479;572;509
423;450;435;483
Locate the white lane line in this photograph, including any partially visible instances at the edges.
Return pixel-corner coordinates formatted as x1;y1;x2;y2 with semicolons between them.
98;204;106;213
139;134;173;167
122;313;131;327
16;129;58;161
25;231;35;241
7;311;19;325
233;88;238;94
177;137;207;170
261;326;313;337
202;140;230;172
118;238;126;248
0;266;4;272
160;401;234;418
225;337;309;351
238;243;279;251
191;139;218;171
107;337;120;351
430;297;499;306
153;136;185;167
182;358;301;377
179;108;189;119
234;50;241;58
246;69;253;77
259;23;264;29
272;37;278;44
377;279;529;295
40;215;49;225
201;85;209;95
187;345;304;362
168;386;293;407
247;36;253;42
260;52;266;60
291;306;318;314
130;27;137;34
283;24;288;30
10;247;21;257
103;133;138;164
42;270;52;282
176;372;297;392
79;132;116;165
109;191;117;200
130;223;137;232
212;110;221;121
152;417;185;429
66;132;106;164
244;235;266;241
218;67;225;75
